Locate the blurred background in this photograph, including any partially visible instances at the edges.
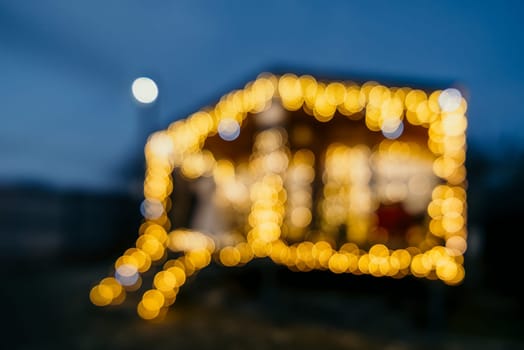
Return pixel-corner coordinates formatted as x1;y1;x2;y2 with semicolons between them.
1;1;523;349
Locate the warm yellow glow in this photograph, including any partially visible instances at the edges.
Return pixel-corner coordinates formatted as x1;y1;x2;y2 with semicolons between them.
411;254;431;277
94;73;468;318
219;246;241;266
153;271;177;292
328;253;349;274
278;73;304;110
168;266;186;287
124;248;151;273
137;301;160;320
89;285;113;306
142;289;165;311
290;207;312;228
446;235;467;254
136;234;164;261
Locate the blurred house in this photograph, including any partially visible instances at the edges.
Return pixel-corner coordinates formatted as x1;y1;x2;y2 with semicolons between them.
88;72;475;319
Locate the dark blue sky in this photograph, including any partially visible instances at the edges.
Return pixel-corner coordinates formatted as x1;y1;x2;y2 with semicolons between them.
1;1;523;192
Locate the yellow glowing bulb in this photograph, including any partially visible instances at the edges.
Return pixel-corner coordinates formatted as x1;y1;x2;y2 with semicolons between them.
153;271;177;292
142;289;165;311
219;246;241;267
137;301;160;320
90;285;113;306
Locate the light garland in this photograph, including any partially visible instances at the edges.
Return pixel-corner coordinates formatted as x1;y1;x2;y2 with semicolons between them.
90;73;468;320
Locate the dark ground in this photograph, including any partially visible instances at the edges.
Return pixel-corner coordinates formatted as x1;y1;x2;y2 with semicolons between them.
3;256;523;350
2;147;523;349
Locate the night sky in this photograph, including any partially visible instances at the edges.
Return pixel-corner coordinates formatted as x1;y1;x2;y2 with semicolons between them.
1;0;523;191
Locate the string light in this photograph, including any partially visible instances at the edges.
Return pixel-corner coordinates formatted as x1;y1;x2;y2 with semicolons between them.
91;73;468;320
